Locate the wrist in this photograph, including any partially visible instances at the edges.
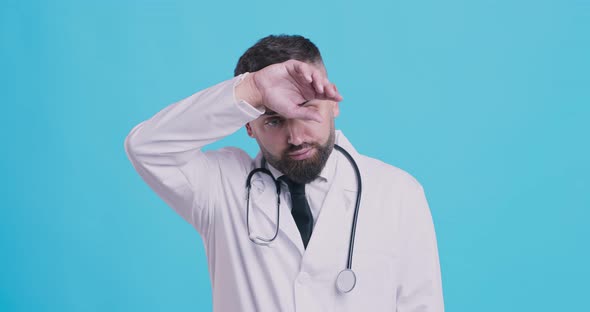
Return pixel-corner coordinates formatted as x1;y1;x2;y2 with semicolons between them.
235;72;264;110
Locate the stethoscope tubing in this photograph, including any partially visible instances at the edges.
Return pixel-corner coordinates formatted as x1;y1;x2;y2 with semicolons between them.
333;144;362;271
246;167;281;244
245;144;362;272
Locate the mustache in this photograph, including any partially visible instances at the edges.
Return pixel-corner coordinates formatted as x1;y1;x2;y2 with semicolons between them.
286;143;314;153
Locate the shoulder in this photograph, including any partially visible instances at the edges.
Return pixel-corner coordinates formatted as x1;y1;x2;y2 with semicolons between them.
204;146;255;175
357;154;424;192
357;154;431;220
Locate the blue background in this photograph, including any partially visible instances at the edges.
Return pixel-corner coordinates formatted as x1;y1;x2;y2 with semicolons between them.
1;0;589;311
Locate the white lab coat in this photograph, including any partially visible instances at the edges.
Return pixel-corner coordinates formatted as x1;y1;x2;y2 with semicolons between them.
124;74;445;312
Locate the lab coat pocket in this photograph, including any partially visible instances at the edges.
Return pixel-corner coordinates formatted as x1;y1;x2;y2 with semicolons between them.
355;249;395;297
336;249;397;311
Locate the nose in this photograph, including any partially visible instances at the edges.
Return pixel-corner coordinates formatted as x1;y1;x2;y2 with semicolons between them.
286;120;306;146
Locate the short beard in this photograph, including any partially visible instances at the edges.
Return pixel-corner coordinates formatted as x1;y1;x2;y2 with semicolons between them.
262;130;335;184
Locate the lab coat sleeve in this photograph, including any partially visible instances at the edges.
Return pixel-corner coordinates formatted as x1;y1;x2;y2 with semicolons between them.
396;178;445;312
124;74;263;236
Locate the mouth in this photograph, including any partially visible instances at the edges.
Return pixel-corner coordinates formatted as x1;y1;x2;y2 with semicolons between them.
287;146;315;160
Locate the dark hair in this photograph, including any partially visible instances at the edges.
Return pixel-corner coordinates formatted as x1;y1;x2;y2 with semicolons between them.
234;34;323;76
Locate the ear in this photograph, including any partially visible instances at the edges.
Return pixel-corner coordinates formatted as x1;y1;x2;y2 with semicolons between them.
332;101;340;118
245;123;255;138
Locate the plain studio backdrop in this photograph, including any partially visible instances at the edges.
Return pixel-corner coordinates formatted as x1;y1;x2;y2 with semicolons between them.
1;0;588;311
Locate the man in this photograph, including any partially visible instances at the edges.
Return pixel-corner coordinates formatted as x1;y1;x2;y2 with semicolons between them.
125;35;444;311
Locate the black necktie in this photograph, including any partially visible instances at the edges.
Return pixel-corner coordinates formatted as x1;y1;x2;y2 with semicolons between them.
280;176;314;249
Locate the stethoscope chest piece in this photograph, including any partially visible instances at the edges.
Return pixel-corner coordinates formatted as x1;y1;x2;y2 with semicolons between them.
336;269;356;293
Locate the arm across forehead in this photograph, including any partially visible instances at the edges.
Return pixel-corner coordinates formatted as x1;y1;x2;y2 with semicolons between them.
263;100;312;117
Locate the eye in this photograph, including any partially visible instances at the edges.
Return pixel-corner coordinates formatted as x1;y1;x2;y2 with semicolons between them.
264;118;284;128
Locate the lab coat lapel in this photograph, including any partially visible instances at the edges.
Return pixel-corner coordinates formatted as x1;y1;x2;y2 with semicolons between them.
304;173;356;263
302;131;360;268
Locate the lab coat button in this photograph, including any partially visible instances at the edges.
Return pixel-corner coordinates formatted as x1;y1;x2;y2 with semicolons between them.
297;271;311;284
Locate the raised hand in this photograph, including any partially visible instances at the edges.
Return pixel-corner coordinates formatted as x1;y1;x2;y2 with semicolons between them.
236;60;343;123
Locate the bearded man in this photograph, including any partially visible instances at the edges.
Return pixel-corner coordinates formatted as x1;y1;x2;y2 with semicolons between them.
125;34;444;312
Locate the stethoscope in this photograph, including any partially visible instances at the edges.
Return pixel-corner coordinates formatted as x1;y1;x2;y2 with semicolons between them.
245;144;362;293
